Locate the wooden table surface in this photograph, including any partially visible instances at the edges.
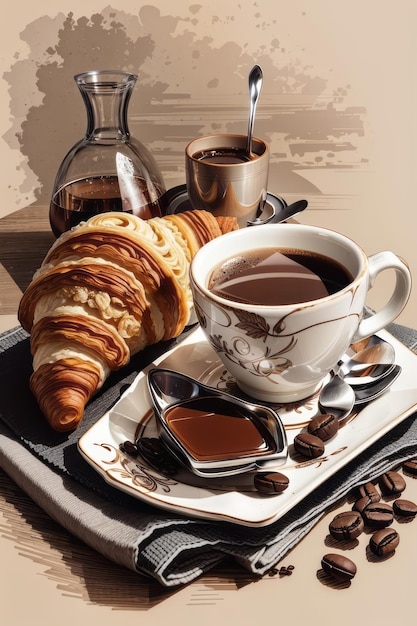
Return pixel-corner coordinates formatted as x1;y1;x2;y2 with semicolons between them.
1;205;417;626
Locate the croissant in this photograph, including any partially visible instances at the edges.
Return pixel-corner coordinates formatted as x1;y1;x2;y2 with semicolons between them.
18;210;238;432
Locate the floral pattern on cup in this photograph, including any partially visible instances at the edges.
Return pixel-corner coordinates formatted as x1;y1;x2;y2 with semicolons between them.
208;332;295;381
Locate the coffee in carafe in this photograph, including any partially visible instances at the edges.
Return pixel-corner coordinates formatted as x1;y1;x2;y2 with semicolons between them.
49;70;166;237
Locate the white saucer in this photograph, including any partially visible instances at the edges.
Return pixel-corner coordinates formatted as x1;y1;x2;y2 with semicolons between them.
78;327;417;527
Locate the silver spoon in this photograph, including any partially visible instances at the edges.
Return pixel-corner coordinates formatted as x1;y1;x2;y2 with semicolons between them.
319;336;395;415
319;365;401;422
354;365;401;404
334;335;395;387
319;374;355;420
342;362;396;387
247;198;308;226
246;65;263;157
344;334;395;369
351;331;395;352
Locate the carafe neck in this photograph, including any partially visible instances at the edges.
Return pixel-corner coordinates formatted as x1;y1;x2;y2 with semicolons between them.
76;70;137;142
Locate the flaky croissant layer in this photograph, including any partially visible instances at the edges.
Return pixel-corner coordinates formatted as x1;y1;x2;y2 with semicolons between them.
18;210;238;431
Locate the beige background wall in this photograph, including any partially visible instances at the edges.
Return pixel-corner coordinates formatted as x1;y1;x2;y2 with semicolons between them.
1;4;417;622
1;0;416;325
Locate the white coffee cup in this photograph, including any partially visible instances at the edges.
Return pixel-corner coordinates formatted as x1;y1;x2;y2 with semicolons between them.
190;224;411;403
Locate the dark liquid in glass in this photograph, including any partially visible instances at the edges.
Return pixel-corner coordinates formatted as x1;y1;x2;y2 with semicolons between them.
50;175;164;237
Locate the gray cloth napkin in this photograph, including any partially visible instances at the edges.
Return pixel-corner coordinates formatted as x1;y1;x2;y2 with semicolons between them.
1;322;417;586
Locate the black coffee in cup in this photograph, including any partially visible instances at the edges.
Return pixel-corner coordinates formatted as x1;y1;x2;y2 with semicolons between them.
208;247;353;306
192;147;254;164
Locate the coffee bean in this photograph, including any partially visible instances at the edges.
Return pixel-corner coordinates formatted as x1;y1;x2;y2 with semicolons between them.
293;432;325;459
393;498;417;517
321;553;357;581
403;459;417;476
329;510;364;541
357;481;380;503
307;413;339;441
279;566;292;577
379;471;406;496
362;502;394;528
352;496;373;514
369;528;400;557
120;440;139;457
268;564;295;577
136;437;179;475
254;471;290;494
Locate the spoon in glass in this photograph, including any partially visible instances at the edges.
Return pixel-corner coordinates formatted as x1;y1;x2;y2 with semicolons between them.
246;65;263;157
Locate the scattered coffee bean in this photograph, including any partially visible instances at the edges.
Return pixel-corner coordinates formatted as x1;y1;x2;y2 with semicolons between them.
321;553;357;581
120;440;140;457
352;496;373;514
317;468;415;582
361;502;394;528
403;459;417;476
279;565;294;577
329;510;364;541
136;437;179;475
393;498;417;518
293;432;325;459
267;564;294;577
357;481;381;503
369;528;400;557
307;413;339;441
254;471;289;494
379;471;406;496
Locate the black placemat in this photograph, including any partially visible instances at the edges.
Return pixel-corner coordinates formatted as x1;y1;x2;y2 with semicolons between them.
0;323;197;505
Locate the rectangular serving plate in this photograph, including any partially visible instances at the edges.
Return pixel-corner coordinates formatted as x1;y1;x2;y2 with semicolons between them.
78;327;417;527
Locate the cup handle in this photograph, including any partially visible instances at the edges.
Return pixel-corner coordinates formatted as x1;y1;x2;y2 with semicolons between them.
352;251;412;342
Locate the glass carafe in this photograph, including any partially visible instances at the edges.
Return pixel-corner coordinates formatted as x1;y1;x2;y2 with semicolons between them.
49;70;166;237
